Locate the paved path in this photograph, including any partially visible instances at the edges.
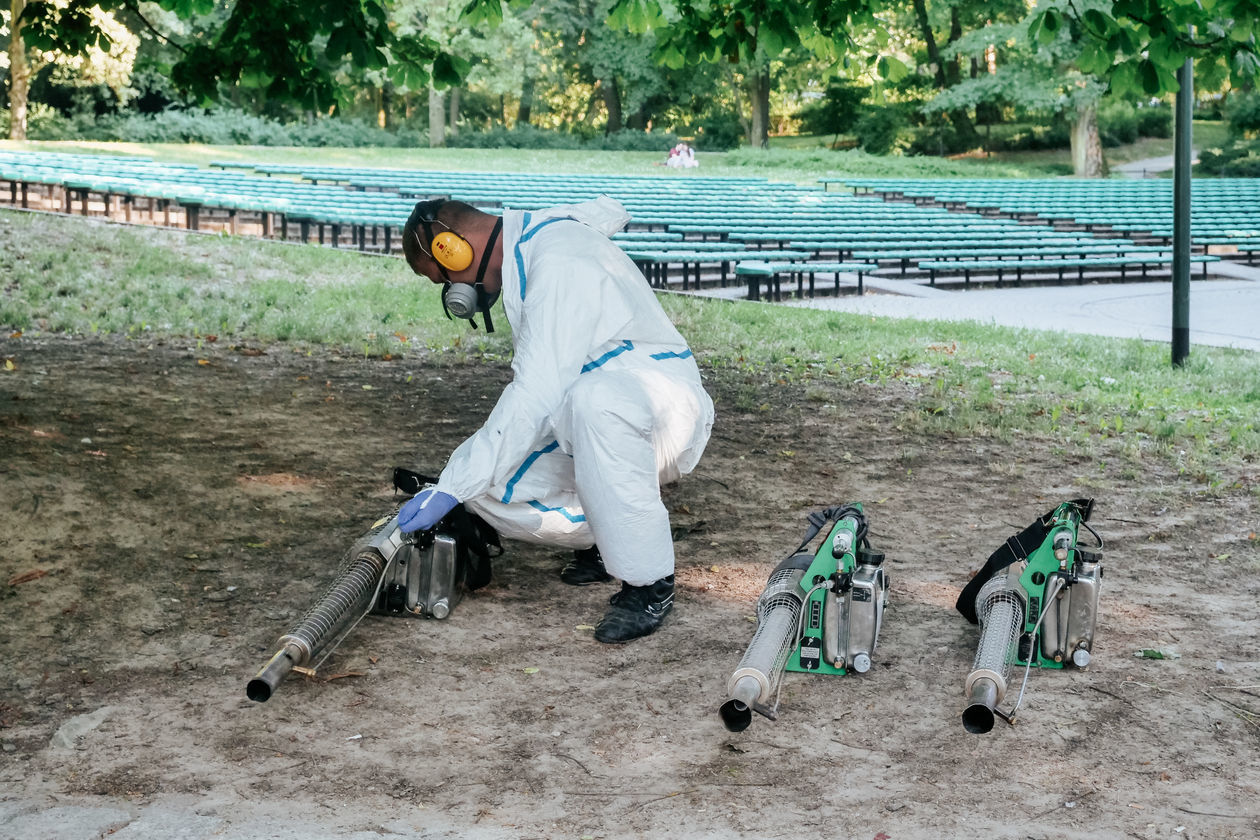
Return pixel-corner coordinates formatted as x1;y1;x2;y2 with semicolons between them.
699;262;1260;353
1112;150;1195;178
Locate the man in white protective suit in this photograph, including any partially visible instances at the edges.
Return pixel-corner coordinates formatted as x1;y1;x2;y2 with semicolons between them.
397;196;715;643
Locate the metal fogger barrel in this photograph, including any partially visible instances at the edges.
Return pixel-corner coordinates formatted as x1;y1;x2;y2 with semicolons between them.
720;553;812;732
721;503;888;732
247;514;403;702
963;569;1025;734
957;499;1103;733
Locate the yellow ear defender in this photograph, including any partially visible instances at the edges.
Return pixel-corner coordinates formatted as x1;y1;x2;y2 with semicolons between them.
412;199;475;273
431;229;474;272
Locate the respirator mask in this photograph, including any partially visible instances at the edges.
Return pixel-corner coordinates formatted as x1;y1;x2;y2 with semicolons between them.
413;200;503;333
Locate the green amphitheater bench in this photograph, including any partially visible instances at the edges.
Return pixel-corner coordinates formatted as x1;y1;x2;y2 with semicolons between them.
624;248;810;290
735;260;877;301
918;254;1220;287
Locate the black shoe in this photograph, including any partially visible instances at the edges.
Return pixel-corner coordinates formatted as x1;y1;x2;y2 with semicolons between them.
594;575;674;644
560;546;613;586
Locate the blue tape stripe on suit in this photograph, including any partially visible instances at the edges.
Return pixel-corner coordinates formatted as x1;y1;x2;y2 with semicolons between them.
527;499;587;523
649;349;693;361
580;340;635;373
501;440;560;504
514;216;569;301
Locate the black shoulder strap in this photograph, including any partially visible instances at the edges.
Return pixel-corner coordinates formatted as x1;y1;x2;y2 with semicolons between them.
393;467;437;495
955;498;1094;624
440;506;502;591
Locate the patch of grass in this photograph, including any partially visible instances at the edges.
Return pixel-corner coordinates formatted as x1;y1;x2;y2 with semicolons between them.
0;211;506;357
659;293;1260;477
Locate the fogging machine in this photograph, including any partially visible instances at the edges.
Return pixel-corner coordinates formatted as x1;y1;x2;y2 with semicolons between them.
956;498;1104;733
720;503;888;732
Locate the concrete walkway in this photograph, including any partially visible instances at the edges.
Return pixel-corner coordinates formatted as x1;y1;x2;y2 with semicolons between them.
700;261;1260;353
1112;150;1196;179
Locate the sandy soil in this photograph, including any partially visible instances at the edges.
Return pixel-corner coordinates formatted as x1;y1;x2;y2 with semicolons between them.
1;333;1257;839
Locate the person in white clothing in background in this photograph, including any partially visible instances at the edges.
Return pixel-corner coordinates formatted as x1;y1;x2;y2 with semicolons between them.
397;196;715;643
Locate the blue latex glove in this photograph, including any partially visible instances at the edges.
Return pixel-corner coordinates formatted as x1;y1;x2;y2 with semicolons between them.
398;488;459;533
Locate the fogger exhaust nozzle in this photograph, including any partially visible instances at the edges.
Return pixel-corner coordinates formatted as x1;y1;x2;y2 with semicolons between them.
247;642;304;703
962;677;1000;734
719;674;763;732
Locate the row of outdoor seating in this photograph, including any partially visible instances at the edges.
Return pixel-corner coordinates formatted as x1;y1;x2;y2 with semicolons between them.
735;261;876;301
918;254;1220;287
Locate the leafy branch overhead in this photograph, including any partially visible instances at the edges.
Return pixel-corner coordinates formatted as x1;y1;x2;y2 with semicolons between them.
1031;0;1260;96
17;0;457;107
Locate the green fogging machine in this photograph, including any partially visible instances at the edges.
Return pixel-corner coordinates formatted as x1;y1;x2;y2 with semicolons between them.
956;498;1104;733
720;503;888;732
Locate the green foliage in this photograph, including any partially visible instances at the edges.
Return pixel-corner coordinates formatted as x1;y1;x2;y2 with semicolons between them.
18;107;428;147
795;80;869;141
1098;100;1173;146
19;0;446;109
1197;140;1260;177
1225;91;1260;138
689;110;744;151
1030;0;1260;97
715;147;1048;179
444;124;682;152
854;105;908;156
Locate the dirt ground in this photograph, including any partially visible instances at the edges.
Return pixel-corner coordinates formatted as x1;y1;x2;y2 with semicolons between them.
1;333;1257;840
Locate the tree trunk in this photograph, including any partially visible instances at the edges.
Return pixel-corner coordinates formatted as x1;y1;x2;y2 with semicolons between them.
8;0;30;141
447;86;460;137
428;86;446;147
947;8;963;85
912;0;946;89
748;69;770;149
912;0;977;148
1070;103;1106;177
601;77;622;134
517;76;534;126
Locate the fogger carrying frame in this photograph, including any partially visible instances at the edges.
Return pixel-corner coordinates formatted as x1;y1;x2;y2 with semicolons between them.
720;503;888;732
956;497;1104;733
245;468;501;703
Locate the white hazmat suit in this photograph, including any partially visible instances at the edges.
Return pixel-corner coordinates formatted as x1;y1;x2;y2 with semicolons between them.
432;197;715;586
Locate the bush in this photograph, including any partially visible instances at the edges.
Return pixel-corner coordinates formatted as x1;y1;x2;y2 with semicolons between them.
19;106;427;147
1098;101;1140;146
448;124;584;149
1197;139;1260;176
1099;100;1172;146
690;110;744;151
854;106;908;156
598;129;681;151
1225;92;1260;139
1136;104;1172;138
7;103;83;140
796;80;870;140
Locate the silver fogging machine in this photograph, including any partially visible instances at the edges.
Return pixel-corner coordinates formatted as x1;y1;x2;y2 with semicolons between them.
720;503;888;732
955;498;1103;733
247;470;499;703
